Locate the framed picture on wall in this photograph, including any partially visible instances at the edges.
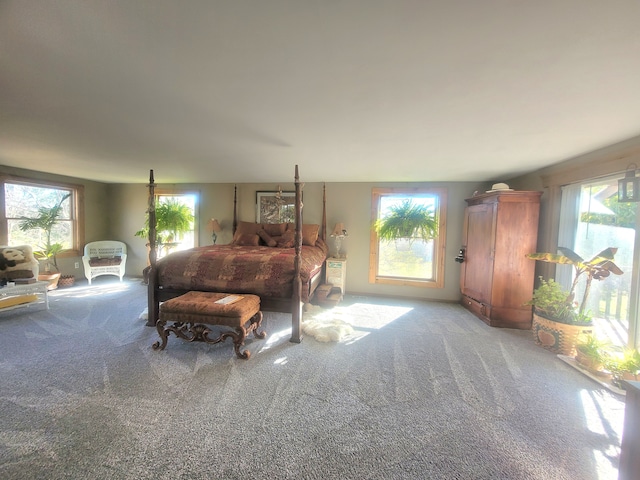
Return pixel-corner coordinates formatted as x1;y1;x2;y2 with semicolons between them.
256;191;297;223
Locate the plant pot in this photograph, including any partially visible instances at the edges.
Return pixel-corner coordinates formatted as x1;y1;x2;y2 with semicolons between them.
532;313;593;356
58;275;75;288
38;272;61;291
612;372;640;389
621;371;640;382
575;348;604;373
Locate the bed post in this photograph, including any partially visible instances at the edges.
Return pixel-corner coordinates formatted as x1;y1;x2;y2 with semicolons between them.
233;184;238;235
146;169;159;326
290;165;303;343
321;182;326;242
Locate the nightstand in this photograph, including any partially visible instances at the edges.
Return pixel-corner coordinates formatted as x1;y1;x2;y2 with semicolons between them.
326;257;347;299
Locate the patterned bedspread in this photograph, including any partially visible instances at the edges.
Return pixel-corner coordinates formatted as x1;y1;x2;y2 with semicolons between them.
156;241;328;301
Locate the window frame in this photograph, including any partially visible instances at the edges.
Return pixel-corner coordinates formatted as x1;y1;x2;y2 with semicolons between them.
369;187;447;288
0;175;84;258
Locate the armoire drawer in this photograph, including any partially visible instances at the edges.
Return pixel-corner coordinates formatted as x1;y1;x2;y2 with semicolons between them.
461;294;491;323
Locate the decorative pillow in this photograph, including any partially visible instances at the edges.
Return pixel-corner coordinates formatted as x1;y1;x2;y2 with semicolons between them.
0;245;37;278
276;230;295;248
233;234;260;246
315;237;329;253
257;229;277;247
233;221;263;240
89;256;122;266
263;222;287;237
302;224;320;246
0;247;26;264
235;220;263;234
5;269;34;279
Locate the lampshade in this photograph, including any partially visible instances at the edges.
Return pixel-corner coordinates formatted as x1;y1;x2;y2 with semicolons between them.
208;218;222;244
208;218;222;233
618;164;640;202
331;222;347;237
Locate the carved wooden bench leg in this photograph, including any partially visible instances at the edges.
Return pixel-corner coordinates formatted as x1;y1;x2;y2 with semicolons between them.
219;326;250;359
250;311;266;339
152;318;169;350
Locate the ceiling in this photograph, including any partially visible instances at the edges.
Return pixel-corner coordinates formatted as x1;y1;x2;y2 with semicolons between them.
1;1;640;184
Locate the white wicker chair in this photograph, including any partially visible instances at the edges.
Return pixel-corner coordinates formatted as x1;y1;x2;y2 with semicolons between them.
82;241;127;285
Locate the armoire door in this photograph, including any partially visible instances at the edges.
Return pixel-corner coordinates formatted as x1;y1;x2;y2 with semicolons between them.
461;203;495;303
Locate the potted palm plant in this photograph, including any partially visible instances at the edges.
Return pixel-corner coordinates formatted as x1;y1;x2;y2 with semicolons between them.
526;247;624;356
18;193;71;289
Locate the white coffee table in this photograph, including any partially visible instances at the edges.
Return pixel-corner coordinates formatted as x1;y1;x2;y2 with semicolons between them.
0;280;49;312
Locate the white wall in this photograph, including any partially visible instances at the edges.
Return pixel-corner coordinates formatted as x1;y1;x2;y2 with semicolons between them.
0;165;514;302
111;178;487;302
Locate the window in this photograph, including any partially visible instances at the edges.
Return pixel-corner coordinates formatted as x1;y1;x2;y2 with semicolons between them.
154;192;197;257
558;176;638;348
369;187;447;288
1;177;83;256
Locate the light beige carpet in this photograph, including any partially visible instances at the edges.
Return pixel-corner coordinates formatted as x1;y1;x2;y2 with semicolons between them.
0;278;627;480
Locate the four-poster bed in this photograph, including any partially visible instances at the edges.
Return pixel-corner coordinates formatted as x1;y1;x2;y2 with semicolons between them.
145;165;327;343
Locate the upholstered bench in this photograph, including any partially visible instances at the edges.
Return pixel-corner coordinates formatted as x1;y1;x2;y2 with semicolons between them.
153;291;266;359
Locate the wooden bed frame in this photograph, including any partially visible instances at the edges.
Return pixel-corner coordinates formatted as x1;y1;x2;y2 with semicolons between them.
145;165;326;343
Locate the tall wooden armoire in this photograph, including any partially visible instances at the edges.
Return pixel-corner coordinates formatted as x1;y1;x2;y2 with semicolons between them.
459;190;542;329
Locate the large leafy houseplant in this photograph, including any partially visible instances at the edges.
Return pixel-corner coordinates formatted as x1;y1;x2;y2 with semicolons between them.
374;199;438;244
526;277;587;325
526;247;624;355
527;247;624;323
17;193;71;273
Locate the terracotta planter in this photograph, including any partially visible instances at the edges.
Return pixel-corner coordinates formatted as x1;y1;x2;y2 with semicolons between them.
622;371;640;382
38;272;61;291
612;371;640;389
532;313;593;356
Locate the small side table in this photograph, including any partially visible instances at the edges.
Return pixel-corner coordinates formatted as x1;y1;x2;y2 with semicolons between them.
326;257;347;299
0;280;50;312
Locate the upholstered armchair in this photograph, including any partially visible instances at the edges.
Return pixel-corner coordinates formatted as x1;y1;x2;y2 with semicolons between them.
82;241;127;285
0;245;40;280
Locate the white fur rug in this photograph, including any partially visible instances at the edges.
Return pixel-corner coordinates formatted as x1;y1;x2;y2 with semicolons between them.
302;305;355;342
